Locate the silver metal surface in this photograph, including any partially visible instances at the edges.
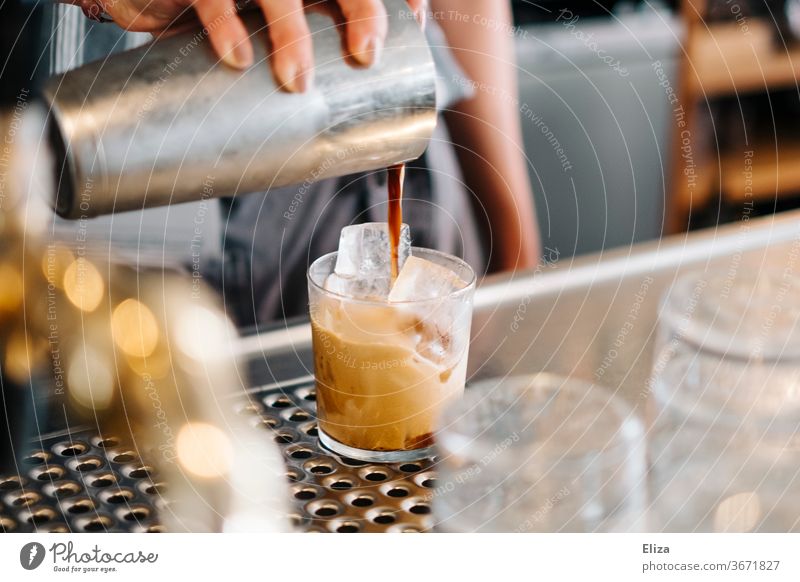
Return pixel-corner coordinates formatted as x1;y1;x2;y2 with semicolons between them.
1;380;436;533
44;0;436;218
237;379;436;533
0;433;166;533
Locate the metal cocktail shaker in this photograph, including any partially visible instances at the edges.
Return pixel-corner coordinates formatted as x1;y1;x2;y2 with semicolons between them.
43;0;436;219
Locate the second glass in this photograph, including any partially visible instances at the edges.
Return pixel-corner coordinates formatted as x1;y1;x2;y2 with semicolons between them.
648;270;800;532
432;374;647;532
308;247;476;462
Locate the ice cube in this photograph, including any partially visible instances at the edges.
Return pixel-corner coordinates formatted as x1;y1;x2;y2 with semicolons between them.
403;309;470;367
414;321;451;362
323;273;351;296
324;273;392;300
335;222;410;280
388;256;467;302
388;256;470;366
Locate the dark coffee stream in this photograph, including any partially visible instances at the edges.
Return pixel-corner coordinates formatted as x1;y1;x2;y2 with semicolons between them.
387;163;405;281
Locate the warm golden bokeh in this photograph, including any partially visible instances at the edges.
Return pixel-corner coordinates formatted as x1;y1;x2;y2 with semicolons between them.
176;422;233;479
41;244;75;288
174;304;232;361
714;491;762;533
111;299;160;359
67;346;115;410
125;349;172;380
63;258;104;312
0;263;23;314
3;332;40;384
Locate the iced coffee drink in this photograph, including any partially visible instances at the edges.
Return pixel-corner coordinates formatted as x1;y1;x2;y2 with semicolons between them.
308;223;475;462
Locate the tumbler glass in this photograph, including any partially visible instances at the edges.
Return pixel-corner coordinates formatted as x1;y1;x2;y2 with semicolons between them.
307;247;475;462
432;374;647;532
648;270;800;532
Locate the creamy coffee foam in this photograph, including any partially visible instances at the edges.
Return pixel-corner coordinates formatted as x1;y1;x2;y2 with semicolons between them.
311;296;467;451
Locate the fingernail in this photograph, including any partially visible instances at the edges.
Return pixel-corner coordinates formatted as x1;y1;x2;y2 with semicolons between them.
353;36;383;66
221;39;252;70
294;65;313;92
281;62;314;93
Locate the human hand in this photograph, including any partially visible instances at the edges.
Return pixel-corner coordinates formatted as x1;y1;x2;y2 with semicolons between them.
78;0;427;92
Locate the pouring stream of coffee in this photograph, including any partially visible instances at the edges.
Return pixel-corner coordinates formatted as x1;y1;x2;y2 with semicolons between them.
388;163;405;281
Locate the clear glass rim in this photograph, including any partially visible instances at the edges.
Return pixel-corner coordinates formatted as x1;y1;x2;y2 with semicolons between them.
651;354;800;434
660;269;800;362
436;373;644;470
307;246;477;306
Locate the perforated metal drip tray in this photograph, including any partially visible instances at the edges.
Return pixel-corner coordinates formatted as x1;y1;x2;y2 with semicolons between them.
0;380;438;533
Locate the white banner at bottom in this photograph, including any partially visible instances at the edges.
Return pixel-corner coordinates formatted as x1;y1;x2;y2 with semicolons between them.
0;533;798;581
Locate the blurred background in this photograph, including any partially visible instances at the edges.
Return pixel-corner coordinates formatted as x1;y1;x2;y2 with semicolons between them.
512;0;800;257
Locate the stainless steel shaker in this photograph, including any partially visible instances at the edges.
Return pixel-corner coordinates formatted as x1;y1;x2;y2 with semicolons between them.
43;0;436;219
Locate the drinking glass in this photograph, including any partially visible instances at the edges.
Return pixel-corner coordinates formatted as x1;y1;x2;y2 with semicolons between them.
307;247;475;462
648;270;800;531
432;374;647;532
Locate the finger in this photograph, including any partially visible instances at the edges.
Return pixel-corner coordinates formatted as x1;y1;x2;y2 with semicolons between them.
193;0;253;69
337;0;388;66
150;19;199;40
97;0;173;31
258;0;314;93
